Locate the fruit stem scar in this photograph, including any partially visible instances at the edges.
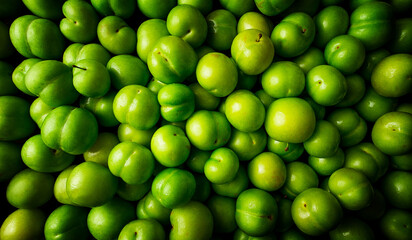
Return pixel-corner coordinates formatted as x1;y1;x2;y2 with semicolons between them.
301;28;306;33
256;33;262;42
72;65;86;71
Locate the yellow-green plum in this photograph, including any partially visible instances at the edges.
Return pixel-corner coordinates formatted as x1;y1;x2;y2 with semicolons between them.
207;195;237;234
80;90;120;127
53;165;77;205
29;97;54;128
212;165;249;198
116;178;151;202
117;124;156;148
380;208;412;240
91;0;136;19
313;5;349;48
293;47;326;74
231;29;274;75
137;191;171;226
219;0;255;17
136;19;170;63
335;74;366;108
66;161;118;208
280;162;319;199
108;141;155;185
157;83;195;122
355;86;398;122
113;85;160;130
11;58;41;96
388;18;412;54
196;52;238;97
303;120;341;158
107;55;150;90
371;53;412;98
308;148;345;176
261;61;305;99
255;0;296;16
22;0;64;19
137;0;176;19
0;208;46;240
62;43;111;67
267;138;304;163
225;90;265;132
265;97;316;143
118;219;166;240
380;170;412;210
237;11;273;36
227;127;267;161
248;152;287;191
83;132;119;167
170;201;214;240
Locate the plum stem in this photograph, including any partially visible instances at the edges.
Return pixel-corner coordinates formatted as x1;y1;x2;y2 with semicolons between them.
72;65;86;71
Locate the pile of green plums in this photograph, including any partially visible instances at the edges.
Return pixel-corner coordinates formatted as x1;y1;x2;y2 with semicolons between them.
1;0;412;239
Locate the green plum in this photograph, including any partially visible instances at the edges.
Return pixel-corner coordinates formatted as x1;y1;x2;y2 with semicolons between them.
97;16;136;55
0;96;36;141
0;208;46;240
150;124;191;167
196;52;238;97
178;0;213;15
248;152;287;191
313;5;349;48
348;1;393;50
328;168;374;210
189;83;221;110
335;74;366;107
235;188;278;236
255;0;296;16
388;18;412;54
308;148;345;176
281;162;319;199
108;141;155;184
261;61;305;98
344;142;389;183
117;124;156;148
329;216;375;240
66;161;118;208
83;132;119;167
25;60;79;107
137;191;171;226
44;205;90;240
237;11;273;36
87;197;136;240
271;12;315;58
303;120;341;158
113;85;160;130
53;165;77;205
206;9;237;51
167;5;208;48
324;34;366;75
265;97;316;143
170;201;214;240
227;127;267;161
63;43;111;67
91;0;136;19
255;89;276;110
151;168;196;209
225;90;265;132
21;134;74;173
291;188;343;236
107;54;150;90
147;36;198;84
371;53;412;97
358;48;390;82
21;0;64;19
80;90;120;127
6;168;54;209
380;170;412;209
41;106;98;155
186;110;231;151
207;195;237;233
204;147;239;184
116;178;151;202
157;83;195;122
0;142;24;182
118;219;166;240
267;138;304;163
29;97;54;128
60;0;99;43
73;59;111;98
380;208;412;239
219;0;256;17
231;29;274;75
327;108;368;147
306;65;347;106
11;58;41;96
293;47;326;74
371;111;412;156
9;15;65;59
137;0;176;19
355;86;398;122
136;19;170;63
212;165;249;198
